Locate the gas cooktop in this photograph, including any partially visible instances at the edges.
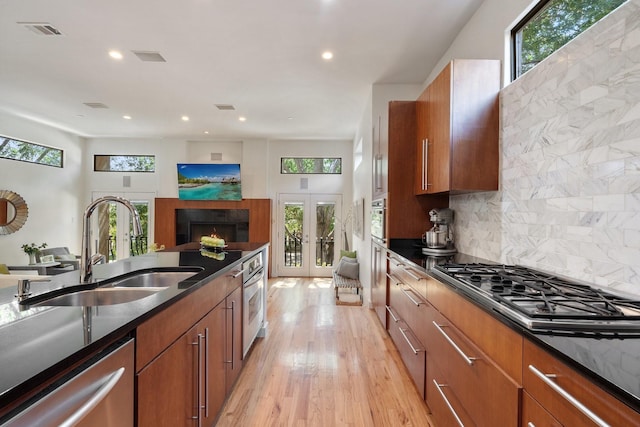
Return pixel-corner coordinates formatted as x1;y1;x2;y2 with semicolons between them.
431;263;640;334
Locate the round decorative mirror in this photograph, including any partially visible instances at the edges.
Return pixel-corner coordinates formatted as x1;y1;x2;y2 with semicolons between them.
0;190;28;235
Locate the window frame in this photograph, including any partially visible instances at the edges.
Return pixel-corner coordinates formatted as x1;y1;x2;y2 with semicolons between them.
93;154;156;172
280;157;342;175
510;0;626;81
0;134;64;168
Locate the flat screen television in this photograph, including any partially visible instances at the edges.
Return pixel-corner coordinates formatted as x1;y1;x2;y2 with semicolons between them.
177;163;242;200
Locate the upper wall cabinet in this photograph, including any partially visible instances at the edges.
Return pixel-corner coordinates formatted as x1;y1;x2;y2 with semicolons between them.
372;114;387;200
415;59;500;195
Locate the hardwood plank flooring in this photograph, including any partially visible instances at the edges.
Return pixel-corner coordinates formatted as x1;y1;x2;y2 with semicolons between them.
216;277;435;426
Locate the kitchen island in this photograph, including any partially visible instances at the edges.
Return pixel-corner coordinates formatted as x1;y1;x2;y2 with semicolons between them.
380;239;640;425
0;242;268;423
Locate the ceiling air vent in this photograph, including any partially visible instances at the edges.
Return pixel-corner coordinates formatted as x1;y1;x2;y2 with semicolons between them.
132;51;166;62
18;22;62;35
215;104;235;111
83;102;109;109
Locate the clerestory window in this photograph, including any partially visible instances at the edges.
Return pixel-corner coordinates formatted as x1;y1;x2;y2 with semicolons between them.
511;0;626;80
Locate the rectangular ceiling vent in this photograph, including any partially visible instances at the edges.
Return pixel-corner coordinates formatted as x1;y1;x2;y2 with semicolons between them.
18;22;62;35
83;102;109;109
132;51;166;62
215;104;235;111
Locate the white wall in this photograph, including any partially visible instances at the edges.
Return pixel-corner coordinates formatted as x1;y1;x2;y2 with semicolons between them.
0;112;84;264
426;0;533;85
267;139;354;275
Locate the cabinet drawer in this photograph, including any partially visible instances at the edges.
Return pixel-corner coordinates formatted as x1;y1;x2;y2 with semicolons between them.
387;312;426;398
388;273;430;348
523;340;640;426
388;255;429;299
426;308;520;426
521;390;561;427
427;278;523;382
426;355;476;427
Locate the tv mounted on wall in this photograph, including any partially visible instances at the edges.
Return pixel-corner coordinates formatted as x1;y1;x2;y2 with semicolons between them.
177;163;242;200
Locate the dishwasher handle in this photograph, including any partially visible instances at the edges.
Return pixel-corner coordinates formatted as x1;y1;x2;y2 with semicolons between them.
59;367;125;427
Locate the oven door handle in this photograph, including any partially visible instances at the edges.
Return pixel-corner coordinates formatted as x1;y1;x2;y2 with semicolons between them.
244;268;264;287
232;267;249;278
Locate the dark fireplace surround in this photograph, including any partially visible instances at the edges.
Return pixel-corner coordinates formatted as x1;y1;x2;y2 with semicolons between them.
176;209;249;245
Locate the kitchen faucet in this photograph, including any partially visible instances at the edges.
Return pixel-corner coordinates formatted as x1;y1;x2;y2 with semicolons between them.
80;196;143;283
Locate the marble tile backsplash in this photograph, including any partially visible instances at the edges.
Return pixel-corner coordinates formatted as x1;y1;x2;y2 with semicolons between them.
451;0;640;295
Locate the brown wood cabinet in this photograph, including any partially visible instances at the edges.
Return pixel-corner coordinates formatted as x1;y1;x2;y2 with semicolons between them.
522;390;562;427
415;59;500;195
387;101;449;238
425;303;520;426
225;285;243;393
136;265;246;426
386;256;433;398
523;339;640;426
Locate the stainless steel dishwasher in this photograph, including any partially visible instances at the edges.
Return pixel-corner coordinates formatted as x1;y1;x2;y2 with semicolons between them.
1;338;134;427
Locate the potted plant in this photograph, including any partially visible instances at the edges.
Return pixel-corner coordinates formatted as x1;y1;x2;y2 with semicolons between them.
21;242;47;265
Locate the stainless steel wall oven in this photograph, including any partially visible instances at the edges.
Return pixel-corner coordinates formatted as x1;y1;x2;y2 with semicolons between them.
242;253;264;357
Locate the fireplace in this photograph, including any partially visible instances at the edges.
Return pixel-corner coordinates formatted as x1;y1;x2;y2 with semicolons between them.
176;209;249;245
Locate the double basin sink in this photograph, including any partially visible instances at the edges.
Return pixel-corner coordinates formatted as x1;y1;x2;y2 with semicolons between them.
19;268;203;307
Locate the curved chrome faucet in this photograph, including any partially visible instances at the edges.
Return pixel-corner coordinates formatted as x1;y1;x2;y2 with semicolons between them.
80;196;143;283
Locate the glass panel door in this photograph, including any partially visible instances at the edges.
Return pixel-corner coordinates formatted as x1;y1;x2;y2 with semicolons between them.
91;192;155;262
277;194;341;277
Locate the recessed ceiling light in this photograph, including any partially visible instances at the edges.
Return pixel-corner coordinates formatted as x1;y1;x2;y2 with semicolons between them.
204;131;209;134
322;51;333;60
109;50;123;60
181;115;190;121
123;115;132;120
238;116;247;122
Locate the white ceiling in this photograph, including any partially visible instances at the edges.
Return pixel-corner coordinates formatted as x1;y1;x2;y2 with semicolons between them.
0;0;483;141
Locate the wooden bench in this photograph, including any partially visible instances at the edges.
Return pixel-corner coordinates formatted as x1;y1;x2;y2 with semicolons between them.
332;271;362;305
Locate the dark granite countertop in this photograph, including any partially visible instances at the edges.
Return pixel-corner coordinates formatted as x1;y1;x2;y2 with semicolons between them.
0;242;268;408
385;239;640;413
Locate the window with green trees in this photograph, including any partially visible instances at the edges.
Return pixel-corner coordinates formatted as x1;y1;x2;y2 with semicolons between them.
94;155;155;172
281;157;342;174
0;135;63;167
512;0;626;79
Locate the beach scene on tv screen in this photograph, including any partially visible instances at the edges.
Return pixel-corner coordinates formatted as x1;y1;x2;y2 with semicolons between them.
177;163;242;200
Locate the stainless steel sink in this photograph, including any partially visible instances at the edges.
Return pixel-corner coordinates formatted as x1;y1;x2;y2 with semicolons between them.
102;271;199;288
27;287;165;307
20;268;202;307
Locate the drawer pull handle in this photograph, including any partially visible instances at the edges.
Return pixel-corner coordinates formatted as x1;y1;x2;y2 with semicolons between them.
403;266;426;281
385;305;399;323
399;327;424;354
400;286;423;306
432;322;476;366
385;273;398;284
433;380;464;427
527;423;535;427
528;364;610;427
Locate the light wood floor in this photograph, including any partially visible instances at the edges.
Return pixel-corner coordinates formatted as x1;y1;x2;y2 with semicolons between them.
216;277;435;426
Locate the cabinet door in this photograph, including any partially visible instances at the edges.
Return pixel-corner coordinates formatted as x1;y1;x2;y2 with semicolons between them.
523;339;640;426
201;302;227;427
371;242;387;328
137;324;199;427
426;63;452;194
415;88;430;195
522;391;562;427
372;114;386;199
225;285;243;392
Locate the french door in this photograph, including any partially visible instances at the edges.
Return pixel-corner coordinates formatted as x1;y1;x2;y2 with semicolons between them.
91;192;155;262
277;193;342;277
